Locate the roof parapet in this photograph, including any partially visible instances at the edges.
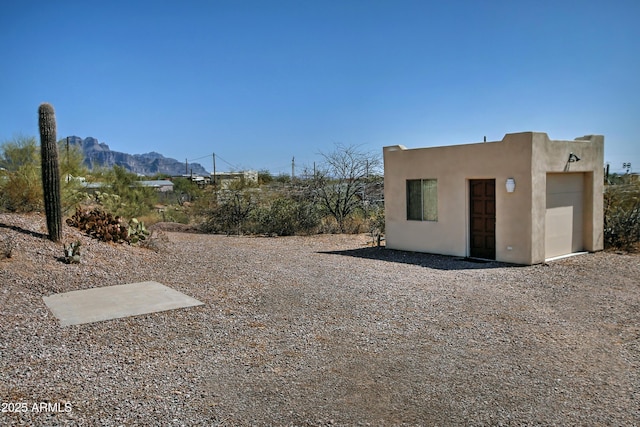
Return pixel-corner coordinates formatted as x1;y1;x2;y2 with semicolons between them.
383;145;407;152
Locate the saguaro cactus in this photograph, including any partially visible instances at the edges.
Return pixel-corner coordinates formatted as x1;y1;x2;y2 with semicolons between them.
38;103;63;242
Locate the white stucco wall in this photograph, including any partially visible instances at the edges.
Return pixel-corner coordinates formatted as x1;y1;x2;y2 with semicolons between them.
383;132;604;265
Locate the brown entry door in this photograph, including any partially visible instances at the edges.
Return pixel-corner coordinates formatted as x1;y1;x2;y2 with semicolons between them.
470;179;496;260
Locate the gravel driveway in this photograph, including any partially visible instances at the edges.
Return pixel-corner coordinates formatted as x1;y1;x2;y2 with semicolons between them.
1;213;639;426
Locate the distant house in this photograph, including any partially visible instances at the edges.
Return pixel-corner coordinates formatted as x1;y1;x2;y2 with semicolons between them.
211;171;258;188
383;132;604;265
190;175;211;187
172;174;212;187
139;180;174;192
82;180;174;193
65;174;86;183
82;182;105;192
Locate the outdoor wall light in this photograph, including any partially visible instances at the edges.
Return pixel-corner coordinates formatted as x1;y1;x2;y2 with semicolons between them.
568;152;581;162
506;178;516;193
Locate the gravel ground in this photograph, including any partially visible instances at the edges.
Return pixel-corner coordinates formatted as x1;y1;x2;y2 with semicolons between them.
1;212;639;426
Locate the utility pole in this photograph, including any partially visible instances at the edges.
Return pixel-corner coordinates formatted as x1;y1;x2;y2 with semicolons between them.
291;156;295;179
212;152;216;187
65;137;69;181
623;162;632;184
185;158;188;175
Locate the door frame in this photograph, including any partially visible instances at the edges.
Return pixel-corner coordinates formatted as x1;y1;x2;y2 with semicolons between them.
468;178;496;260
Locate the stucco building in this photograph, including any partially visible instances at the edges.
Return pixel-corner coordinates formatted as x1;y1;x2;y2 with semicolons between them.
383;132;604;265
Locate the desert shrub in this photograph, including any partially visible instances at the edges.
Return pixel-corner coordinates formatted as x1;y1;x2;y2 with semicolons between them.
0;135;39;171
169;208;191;224
294;197;322;234
258;169;274;185
604;182;640;251
135;206;191;226
364;203;385;245
92;191;121;212
200;188;257;235
61;183;89;215
336;207;383;236
0;163;43;212
274;173;292;184
317;216;341;234
58;139;90;215
0;135;89;214
252;194;321;236
199;182;322;236
342;214;368;234
92;166;158;219
0;136;43;212
135;212;162;227
172;177;202;205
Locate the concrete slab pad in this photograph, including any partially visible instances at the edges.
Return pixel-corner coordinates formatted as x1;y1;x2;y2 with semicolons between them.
43;281;204;327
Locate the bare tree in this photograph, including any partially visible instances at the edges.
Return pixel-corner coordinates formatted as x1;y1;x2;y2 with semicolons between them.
314;144;381;233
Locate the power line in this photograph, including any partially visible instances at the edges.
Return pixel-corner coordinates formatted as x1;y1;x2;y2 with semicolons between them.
188;154;211;162
188;152;240;171
213;154;238;170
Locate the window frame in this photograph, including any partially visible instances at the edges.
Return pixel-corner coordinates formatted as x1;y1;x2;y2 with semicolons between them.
406;178;438;222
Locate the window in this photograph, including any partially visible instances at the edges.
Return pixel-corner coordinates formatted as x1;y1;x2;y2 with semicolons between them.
406;179;437;221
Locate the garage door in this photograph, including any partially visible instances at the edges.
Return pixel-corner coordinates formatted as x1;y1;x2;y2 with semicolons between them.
545;173;584;259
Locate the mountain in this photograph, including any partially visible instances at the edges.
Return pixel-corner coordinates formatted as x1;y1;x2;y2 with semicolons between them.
66;136;209;176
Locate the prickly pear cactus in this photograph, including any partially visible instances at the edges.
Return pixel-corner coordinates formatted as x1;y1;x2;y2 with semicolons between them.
128;218;149;244
63;240;81;264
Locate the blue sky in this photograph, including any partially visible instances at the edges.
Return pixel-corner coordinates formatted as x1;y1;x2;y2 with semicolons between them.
1;0;638;175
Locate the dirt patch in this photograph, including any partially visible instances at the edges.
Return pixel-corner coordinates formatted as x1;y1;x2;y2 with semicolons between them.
1;212;639;426
148;221;201;233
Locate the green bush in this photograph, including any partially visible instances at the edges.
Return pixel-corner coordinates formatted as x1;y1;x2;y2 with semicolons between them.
258;169;274;185
365;203;385;245
0;135;39;171
0;136;90;214
158;206;191;224
172;177;202;205
92;166;158;219
0;163;43;212
200;188;257;235
604;182;640;251
252;194;321;236
0;136;43;212
58;139;90;215
199;184;322;236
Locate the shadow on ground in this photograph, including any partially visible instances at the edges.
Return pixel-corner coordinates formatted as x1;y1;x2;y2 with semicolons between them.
320;246;522;270
0;222;49;240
